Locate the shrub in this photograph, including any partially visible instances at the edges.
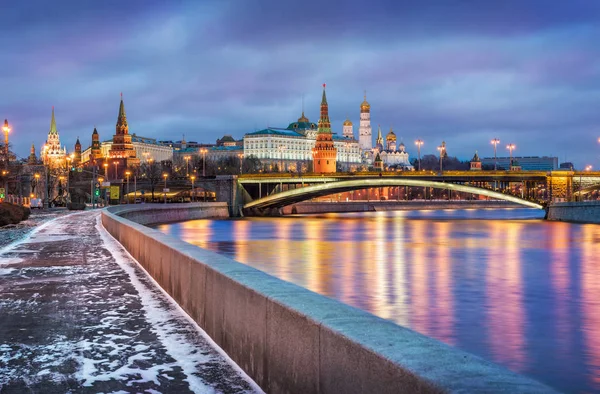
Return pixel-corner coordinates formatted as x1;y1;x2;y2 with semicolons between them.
0;203;31;226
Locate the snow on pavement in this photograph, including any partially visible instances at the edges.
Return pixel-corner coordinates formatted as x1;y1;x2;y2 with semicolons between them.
0;210;262;393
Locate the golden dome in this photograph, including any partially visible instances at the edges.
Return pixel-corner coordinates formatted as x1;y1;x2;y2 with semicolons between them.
386;131;396;141
343;118;353;126
360;91;370;111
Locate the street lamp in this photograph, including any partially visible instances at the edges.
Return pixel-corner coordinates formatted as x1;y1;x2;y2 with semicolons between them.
200;148;207;177
237;153;244;174
190;175;196;202
415;139;423;171
506;144;515;170
125;170;131;204
184;155;190;176
2;119;10;167
437;144;445;173
491;138;500;170
103;162;109;179
163;173;168;204
34;173;40;198
113;161;119;180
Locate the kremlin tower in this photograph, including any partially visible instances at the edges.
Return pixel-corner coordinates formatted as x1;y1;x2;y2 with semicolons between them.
108;94;140;170
358;92;372;151
312;84;337;173
74;137;82;165
41;107;67;168
91;127;102;162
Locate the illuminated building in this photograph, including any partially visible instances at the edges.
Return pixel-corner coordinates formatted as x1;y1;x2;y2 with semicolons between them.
312;84;337;173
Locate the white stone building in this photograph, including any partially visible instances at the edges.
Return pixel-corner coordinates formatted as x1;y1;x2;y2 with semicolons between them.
243;112;361;171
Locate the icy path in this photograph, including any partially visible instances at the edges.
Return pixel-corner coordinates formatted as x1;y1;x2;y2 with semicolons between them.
0;210;262;393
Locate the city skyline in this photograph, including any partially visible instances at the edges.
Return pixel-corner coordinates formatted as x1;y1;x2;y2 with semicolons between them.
2;0;600;166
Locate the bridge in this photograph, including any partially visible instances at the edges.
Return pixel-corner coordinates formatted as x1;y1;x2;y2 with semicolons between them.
232;170;600;216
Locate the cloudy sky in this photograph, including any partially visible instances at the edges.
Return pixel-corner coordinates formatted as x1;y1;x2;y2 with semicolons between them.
2;0;600;167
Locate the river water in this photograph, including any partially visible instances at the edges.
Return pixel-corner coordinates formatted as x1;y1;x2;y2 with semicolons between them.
157;208;600;393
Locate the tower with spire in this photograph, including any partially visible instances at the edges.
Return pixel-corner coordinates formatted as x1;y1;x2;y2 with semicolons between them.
108;94;140;170
74;137;82;165
312;84;337;173
41;107;67;167
91;127;102;162
358;92;372;151
28;143;38;165
374;125;384;152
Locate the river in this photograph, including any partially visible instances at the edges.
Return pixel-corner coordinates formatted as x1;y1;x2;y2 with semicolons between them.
156;208;599;393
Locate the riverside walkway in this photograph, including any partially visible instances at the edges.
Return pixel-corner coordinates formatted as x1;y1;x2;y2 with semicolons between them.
0;211;260;393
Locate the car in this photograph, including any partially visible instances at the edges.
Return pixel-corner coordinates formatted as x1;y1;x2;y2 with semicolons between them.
30;198;43;209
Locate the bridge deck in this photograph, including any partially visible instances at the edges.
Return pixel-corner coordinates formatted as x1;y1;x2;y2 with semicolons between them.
0;211;259;393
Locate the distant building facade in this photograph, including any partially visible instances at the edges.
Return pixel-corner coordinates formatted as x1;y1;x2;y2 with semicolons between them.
481;156;558;171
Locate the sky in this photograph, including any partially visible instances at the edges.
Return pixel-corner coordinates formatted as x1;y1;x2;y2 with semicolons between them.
1;0;600;167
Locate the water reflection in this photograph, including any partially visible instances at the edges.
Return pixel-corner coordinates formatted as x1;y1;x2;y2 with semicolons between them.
158;208;600;393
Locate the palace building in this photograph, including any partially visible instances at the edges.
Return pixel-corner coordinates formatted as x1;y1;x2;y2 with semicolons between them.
243;87;361;172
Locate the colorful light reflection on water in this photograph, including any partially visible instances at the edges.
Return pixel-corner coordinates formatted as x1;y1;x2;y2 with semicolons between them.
157;208;600;393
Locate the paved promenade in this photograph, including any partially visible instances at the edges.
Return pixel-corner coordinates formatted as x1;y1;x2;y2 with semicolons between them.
0;211;261;393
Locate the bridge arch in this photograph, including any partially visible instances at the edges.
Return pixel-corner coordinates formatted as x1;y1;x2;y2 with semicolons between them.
243;178;544;210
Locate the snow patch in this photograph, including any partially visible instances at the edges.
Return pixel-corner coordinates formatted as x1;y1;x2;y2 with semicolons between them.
96;215;263;394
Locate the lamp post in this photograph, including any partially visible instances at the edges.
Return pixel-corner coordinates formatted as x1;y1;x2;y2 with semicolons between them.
103;162;109;179
200;148;207;177
437;144;445;173
113;161;119;180
3;119;10;167
506;143;515;170
491;138;500;170
34;173;40;198
190;175;196;202
125;170;131;203
163;173;168;204
184;155;190;176
415;139;423;171
237;153;244;174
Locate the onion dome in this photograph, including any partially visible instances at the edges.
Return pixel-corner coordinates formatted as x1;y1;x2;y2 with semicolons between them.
386;127;396;141
360;92;370;111
343;118;353;126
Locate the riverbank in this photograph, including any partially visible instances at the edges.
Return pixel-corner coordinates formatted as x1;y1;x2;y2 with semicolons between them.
546;201;600;223
0;209;70;249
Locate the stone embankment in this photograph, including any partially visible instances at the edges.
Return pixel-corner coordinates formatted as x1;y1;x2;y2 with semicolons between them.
547;201;600;223
282;200;524;215
102;203;558;394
